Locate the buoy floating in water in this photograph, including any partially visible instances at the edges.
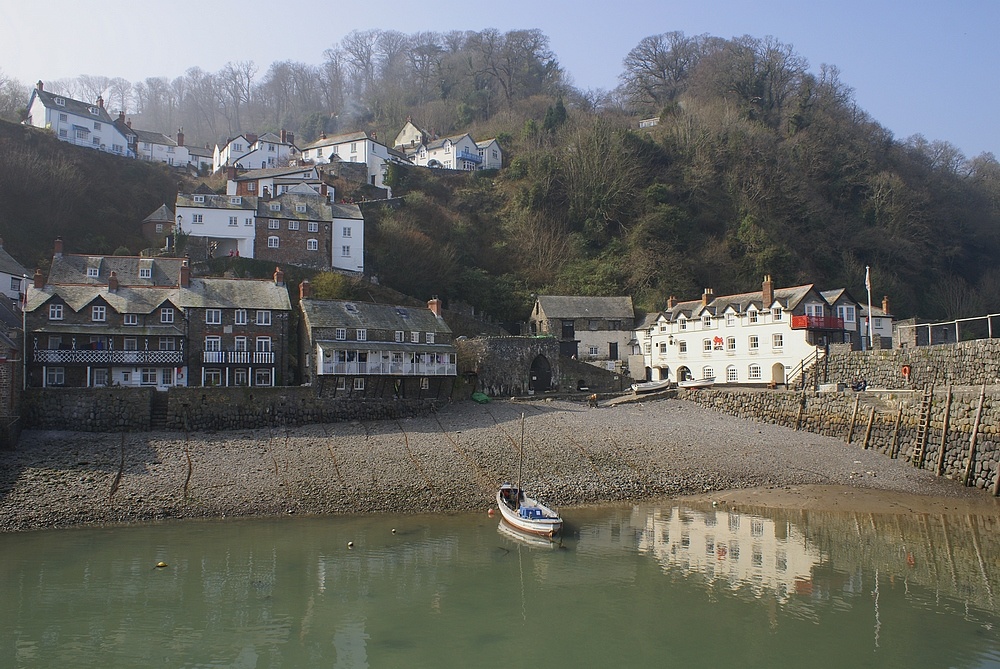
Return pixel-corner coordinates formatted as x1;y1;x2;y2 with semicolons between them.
391;528;396;534
347;541;354;549
155;562;168;569
487;508;495;517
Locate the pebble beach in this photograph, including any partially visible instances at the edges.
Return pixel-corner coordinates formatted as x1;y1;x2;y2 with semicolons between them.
1;397;996;533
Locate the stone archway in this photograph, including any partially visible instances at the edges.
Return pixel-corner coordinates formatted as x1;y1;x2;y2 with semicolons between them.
677;366;691;382
529;355;552;392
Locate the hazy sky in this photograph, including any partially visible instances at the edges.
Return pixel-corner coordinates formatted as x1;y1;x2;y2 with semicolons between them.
1;0;996;158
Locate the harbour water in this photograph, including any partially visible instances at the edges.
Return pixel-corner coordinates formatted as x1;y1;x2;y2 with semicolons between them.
2;501;999;668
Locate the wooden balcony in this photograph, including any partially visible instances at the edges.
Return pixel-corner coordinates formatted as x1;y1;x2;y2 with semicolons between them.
790;315;845;330
203;351;275;364
34;349;184;365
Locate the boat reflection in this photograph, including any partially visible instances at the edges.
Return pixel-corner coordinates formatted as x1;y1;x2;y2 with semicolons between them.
497;519;560;549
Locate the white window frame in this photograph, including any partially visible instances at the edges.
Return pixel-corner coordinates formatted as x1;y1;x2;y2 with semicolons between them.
206;309;222;325
124;313;138;326
748;335;759;351
256;310;271;326
308;222;319;233
356;328;366;341
49;304;64;320
307;239;318;251
268;236;279;248
234;309;248;325
92;305;106;322
335;328;347;341
772;333;783;349
749;364;762;380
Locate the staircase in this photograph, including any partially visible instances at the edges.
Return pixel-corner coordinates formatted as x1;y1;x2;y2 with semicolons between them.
786;346;825;389
911;385;933;467
150;391;169;431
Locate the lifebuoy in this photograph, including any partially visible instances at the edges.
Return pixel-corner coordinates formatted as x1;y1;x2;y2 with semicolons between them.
901;365;911;378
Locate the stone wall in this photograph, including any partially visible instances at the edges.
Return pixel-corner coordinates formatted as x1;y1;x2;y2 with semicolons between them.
818;339;1000;389
23;387;153;432
455;336;561;396
679;386;1000;491
23;386;442;433
559;356;630;393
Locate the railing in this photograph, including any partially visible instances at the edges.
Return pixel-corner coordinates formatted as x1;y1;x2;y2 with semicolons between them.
456;150;482;164
896;312;999;347
34;349;183;365
322;361;457;376
203;351;275;364
786;346;825;389
790;315;845;330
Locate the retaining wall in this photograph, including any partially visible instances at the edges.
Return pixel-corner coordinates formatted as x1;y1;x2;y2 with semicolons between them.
679;386;1000;491
819;339;1000;389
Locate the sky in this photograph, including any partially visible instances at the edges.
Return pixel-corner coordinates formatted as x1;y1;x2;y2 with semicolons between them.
1;0;997;159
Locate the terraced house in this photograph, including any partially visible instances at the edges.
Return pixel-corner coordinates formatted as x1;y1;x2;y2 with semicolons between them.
298;286;456;398
23;240;291;388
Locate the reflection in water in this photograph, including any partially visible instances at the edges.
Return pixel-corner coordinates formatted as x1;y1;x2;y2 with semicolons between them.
2;504;1000;668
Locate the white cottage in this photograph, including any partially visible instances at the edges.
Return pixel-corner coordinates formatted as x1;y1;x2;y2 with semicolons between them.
24;81;131;157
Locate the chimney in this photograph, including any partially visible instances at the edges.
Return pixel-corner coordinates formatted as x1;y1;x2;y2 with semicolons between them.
36;80;44;92
246;133;258;146
176;128;184;147
108;271;118;292
427;296;442;317
227;165;237;181
299;279;311;299
320;131;327;140
882;295;890;314
118;111;125;122
666;295;677;310
126;118;131;128
280;129;287;143
33;268;44;289
180;258;190;288
96;95;104;109
286;131;294;146
762;274;774;307
273;267;284;286
701;288;713;307
54;237;63;258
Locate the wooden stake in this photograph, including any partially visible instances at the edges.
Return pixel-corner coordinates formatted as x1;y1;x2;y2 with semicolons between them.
863;406;876;450
847;395;860;444
963;383;987;487
890;403;903;458
936;385;952;477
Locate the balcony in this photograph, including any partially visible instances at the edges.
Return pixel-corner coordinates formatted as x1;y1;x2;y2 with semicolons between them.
34;349;184;365
456;150;482;164
790;315;845;330
203;351;275;364
321;360;457;376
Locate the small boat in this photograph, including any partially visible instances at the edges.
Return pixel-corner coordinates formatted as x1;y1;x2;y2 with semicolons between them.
495;413;563;538
630;379;672;394
678;377;715;389
497;484;563;538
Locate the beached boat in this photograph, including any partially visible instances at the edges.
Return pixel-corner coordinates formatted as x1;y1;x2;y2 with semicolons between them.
495;413;563;538
630;379;672;394
678;377;715;389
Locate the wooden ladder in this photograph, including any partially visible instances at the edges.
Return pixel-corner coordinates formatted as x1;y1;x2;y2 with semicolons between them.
911;385;933;468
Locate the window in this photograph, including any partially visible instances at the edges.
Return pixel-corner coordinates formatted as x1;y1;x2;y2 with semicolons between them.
658;342;666;354
159;337;176;351
93;369;109;387
120;313;137;326
269;219;280;229
245;217;253;226
288;221;299;231
233;368;248;386
772;307;782;321
246;182;256;192
155;224;163;233
308;222;319;233
234;309;247;325
335;328;347;341
192;214;203;223
161;307;174;323
356;329;366;341
204;336;221;351
678;341;687;353
9;277;19;293
426;332;435;344
702;315;711;328
307;239;318;251
49;304;64;320
350;142;357;153
748;309;758;324
395;331;404;342
269;202;281;211
59;129;67;138
46;367;65;386
874;317;883;328
268;236;279;248
59;112;67;121
702;367;715;380
139;267;151;279
141;369;157;385
256;310;271;326
229;216;238;226
87;267;99;278
234;336;247;352
55;97;65;106
726;336;736;351
421;378;430;390
92;305;106;322
123;338;137;351
703;339;712;352
678;318;687;330
256;337;271;352
206;309;222;325
772;333;783;348
93;121;101;130
93;136;100;145
748;335;759;350
805;303;824;317
342;245;351;257
343;226;352;238
296;204;307;213
727;365;738;382
230;196;242;204
726;313;735;326
161;368;174;385
353;377;365;390
411;332;420;343
749;364;762;380
205;369;222;387
837;305;856;323
193;195;205;203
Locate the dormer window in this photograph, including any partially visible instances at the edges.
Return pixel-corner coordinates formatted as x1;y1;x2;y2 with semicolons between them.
139;268;152;279
230;196;242;205
296;204;306;213
55;97;65;106
702;315;711;328
87;268;99;278
89;106;99;115
748;308;758;324
269;203;280;211
726;312;735;327
193;195;205;203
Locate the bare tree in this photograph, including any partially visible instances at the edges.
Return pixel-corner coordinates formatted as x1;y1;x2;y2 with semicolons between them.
218;60;257;134
77;74;112;105
0;70;29;121
620;32;709;112
106;77;133;114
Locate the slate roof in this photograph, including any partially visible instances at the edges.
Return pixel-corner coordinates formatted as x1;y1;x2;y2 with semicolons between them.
25;284;178;315
31;88;114;124
666;284;822;319
134;128;177;146
301;131;371;151
536;295;634;320
142;204;174;223
46;255;185;287
187;145;213;158
258;192;333;222
0;245;28;278
232;166;319;180
175;193;258;210
300;299;451;335
176;278;291;311
424;133;473;152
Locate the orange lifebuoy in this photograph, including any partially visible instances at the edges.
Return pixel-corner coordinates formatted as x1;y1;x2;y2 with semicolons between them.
901;365;911;378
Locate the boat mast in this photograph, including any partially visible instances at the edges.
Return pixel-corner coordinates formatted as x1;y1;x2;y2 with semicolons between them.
516;412;525;509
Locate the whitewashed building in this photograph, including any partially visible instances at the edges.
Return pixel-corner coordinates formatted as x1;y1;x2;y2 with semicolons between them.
24;82;131;157
134;128;189;166
175;193;259;259
528;295;635;372
298;131;406;192
643;276;863;386
213;131;299;173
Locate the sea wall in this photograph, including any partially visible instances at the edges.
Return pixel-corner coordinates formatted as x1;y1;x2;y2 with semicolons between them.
818;339;1000;389
679;386;1000;490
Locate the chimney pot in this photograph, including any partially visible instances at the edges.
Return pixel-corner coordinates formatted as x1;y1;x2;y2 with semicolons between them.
762;274;774;307
666;295;677;310
273;267;284;286
36;80;44;91
701;288;713;307
882;295;890;314
54;237;64;258
108;271;118;292
180;258;190;287
300;279;311;299
33;268;44;289
427;296;443;317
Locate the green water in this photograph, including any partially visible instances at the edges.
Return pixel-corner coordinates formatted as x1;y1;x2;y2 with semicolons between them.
2;502;999;668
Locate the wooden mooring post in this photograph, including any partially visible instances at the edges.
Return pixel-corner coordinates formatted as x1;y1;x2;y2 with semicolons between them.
862;406;876;450
935;385;953;477
890;403;903;458
846;395;860;444
962;383;987;487
794;385;806;431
